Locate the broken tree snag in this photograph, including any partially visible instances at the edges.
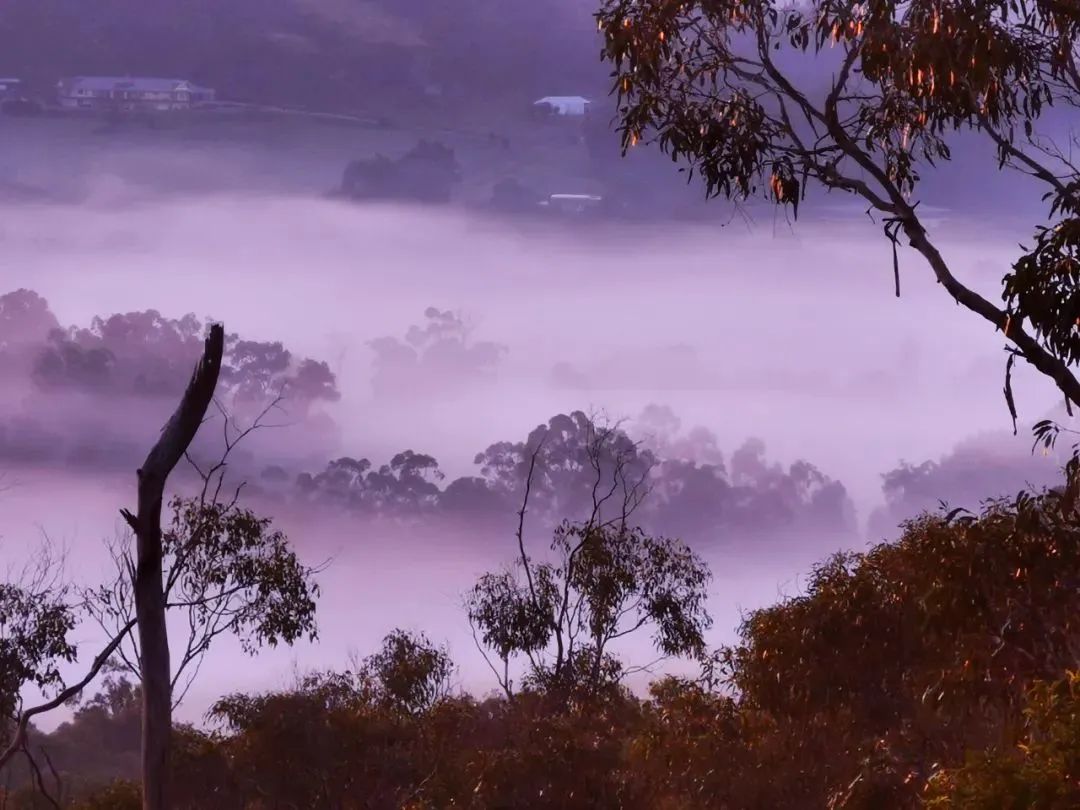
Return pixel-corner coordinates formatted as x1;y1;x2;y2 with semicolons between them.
121;323;224;810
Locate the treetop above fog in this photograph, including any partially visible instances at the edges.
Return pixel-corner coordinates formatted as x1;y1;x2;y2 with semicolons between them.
0;290;340;413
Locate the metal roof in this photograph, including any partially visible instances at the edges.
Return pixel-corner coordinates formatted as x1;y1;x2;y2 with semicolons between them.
59;76;213;93
534;95;590;103
533;96;591;115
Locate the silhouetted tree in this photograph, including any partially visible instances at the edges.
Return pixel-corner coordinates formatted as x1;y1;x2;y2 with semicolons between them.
0;551;76;755
15;296;339;418
119;324;224;810
354;629;455;716
0;290;59;375
467;431;710;698
868;428;1064;538
342;140;462;204
474;411;655;529
368;307;505;399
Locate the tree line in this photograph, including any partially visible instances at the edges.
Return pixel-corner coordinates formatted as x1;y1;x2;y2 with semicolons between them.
6;288;1066;546
5;453;1080;807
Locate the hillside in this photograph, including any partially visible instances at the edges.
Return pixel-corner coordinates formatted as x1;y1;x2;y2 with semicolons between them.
0;0;607;119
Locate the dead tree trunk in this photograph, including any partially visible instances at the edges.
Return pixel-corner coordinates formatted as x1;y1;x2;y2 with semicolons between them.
121;324;224;810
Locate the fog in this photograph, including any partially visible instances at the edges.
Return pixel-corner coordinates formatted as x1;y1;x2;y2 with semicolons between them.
1;121;1069;727
2;184;1055;502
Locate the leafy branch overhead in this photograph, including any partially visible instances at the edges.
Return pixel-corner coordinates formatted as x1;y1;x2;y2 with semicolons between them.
596;0;1080;413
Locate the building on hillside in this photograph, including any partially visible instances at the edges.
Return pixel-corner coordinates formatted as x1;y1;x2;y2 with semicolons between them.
56;76;216;112
532;96;591;117
538;193;603;215
0;78;23;100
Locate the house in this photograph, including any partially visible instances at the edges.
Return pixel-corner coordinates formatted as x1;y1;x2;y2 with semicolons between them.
0;78;22;100
56;76;216;112
538;193;603;215
533;96;591;117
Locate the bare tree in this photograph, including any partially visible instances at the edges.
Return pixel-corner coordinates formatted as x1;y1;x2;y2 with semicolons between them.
119;323;223;810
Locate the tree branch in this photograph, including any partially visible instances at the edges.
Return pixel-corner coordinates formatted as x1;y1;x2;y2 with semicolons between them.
0;618;136;771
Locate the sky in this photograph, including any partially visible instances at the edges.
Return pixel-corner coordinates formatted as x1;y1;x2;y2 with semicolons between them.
0;112;1069;729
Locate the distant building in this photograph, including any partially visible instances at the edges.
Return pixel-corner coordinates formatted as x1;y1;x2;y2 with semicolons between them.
533;96;591;117
56;76;215;112
0;78;22;100
539;193;603;215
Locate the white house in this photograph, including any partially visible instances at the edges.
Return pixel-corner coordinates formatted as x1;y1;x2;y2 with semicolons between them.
533;96;591;117
539;193;603;214
56;76;216;111
0;78;22;99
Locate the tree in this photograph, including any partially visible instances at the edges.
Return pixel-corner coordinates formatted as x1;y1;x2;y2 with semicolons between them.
0;547;77;803
473;411;656;529
101;389;318;810
18;294;340;419
354;629;455;716
720;479;1080;806
1;333;321;810
925;672;1080;809
0;290;59;377
596;0;1080;418
87;494;320;710
868;428;1066;539
467;427;711;698
0;557;76;730
119;324;223;810
368;307;505;399
341;141;462;204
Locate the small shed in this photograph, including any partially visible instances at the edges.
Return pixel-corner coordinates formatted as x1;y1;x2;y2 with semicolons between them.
533;96;591;117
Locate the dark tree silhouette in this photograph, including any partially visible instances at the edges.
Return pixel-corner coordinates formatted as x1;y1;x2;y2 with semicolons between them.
353;629;455;716
467;424;710;697
342;141;462;204
120;324;223;810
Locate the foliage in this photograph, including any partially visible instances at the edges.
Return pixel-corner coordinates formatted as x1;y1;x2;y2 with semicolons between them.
868;428;1067;538
467;428;712;697
342;141;462;204
926;672;1080;809
288;407;856;544
354;629;455;716
595;0;1080;412
70;779;141;810
473;411;654;528
2;292;857;546
0;290;58;372
11;468;1080;806
86;496;319;705
2;292;339;416
0;573;76;725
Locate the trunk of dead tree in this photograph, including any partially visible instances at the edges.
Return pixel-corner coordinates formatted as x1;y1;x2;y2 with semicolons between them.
122;324;224;810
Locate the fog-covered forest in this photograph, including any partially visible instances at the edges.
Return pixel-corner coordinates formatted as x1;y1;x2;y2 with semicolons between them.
4;0;1080;808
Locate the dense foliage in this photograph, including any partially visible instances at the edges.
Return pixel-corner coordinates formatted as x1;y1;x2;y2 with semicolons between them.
4;467;1080;807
